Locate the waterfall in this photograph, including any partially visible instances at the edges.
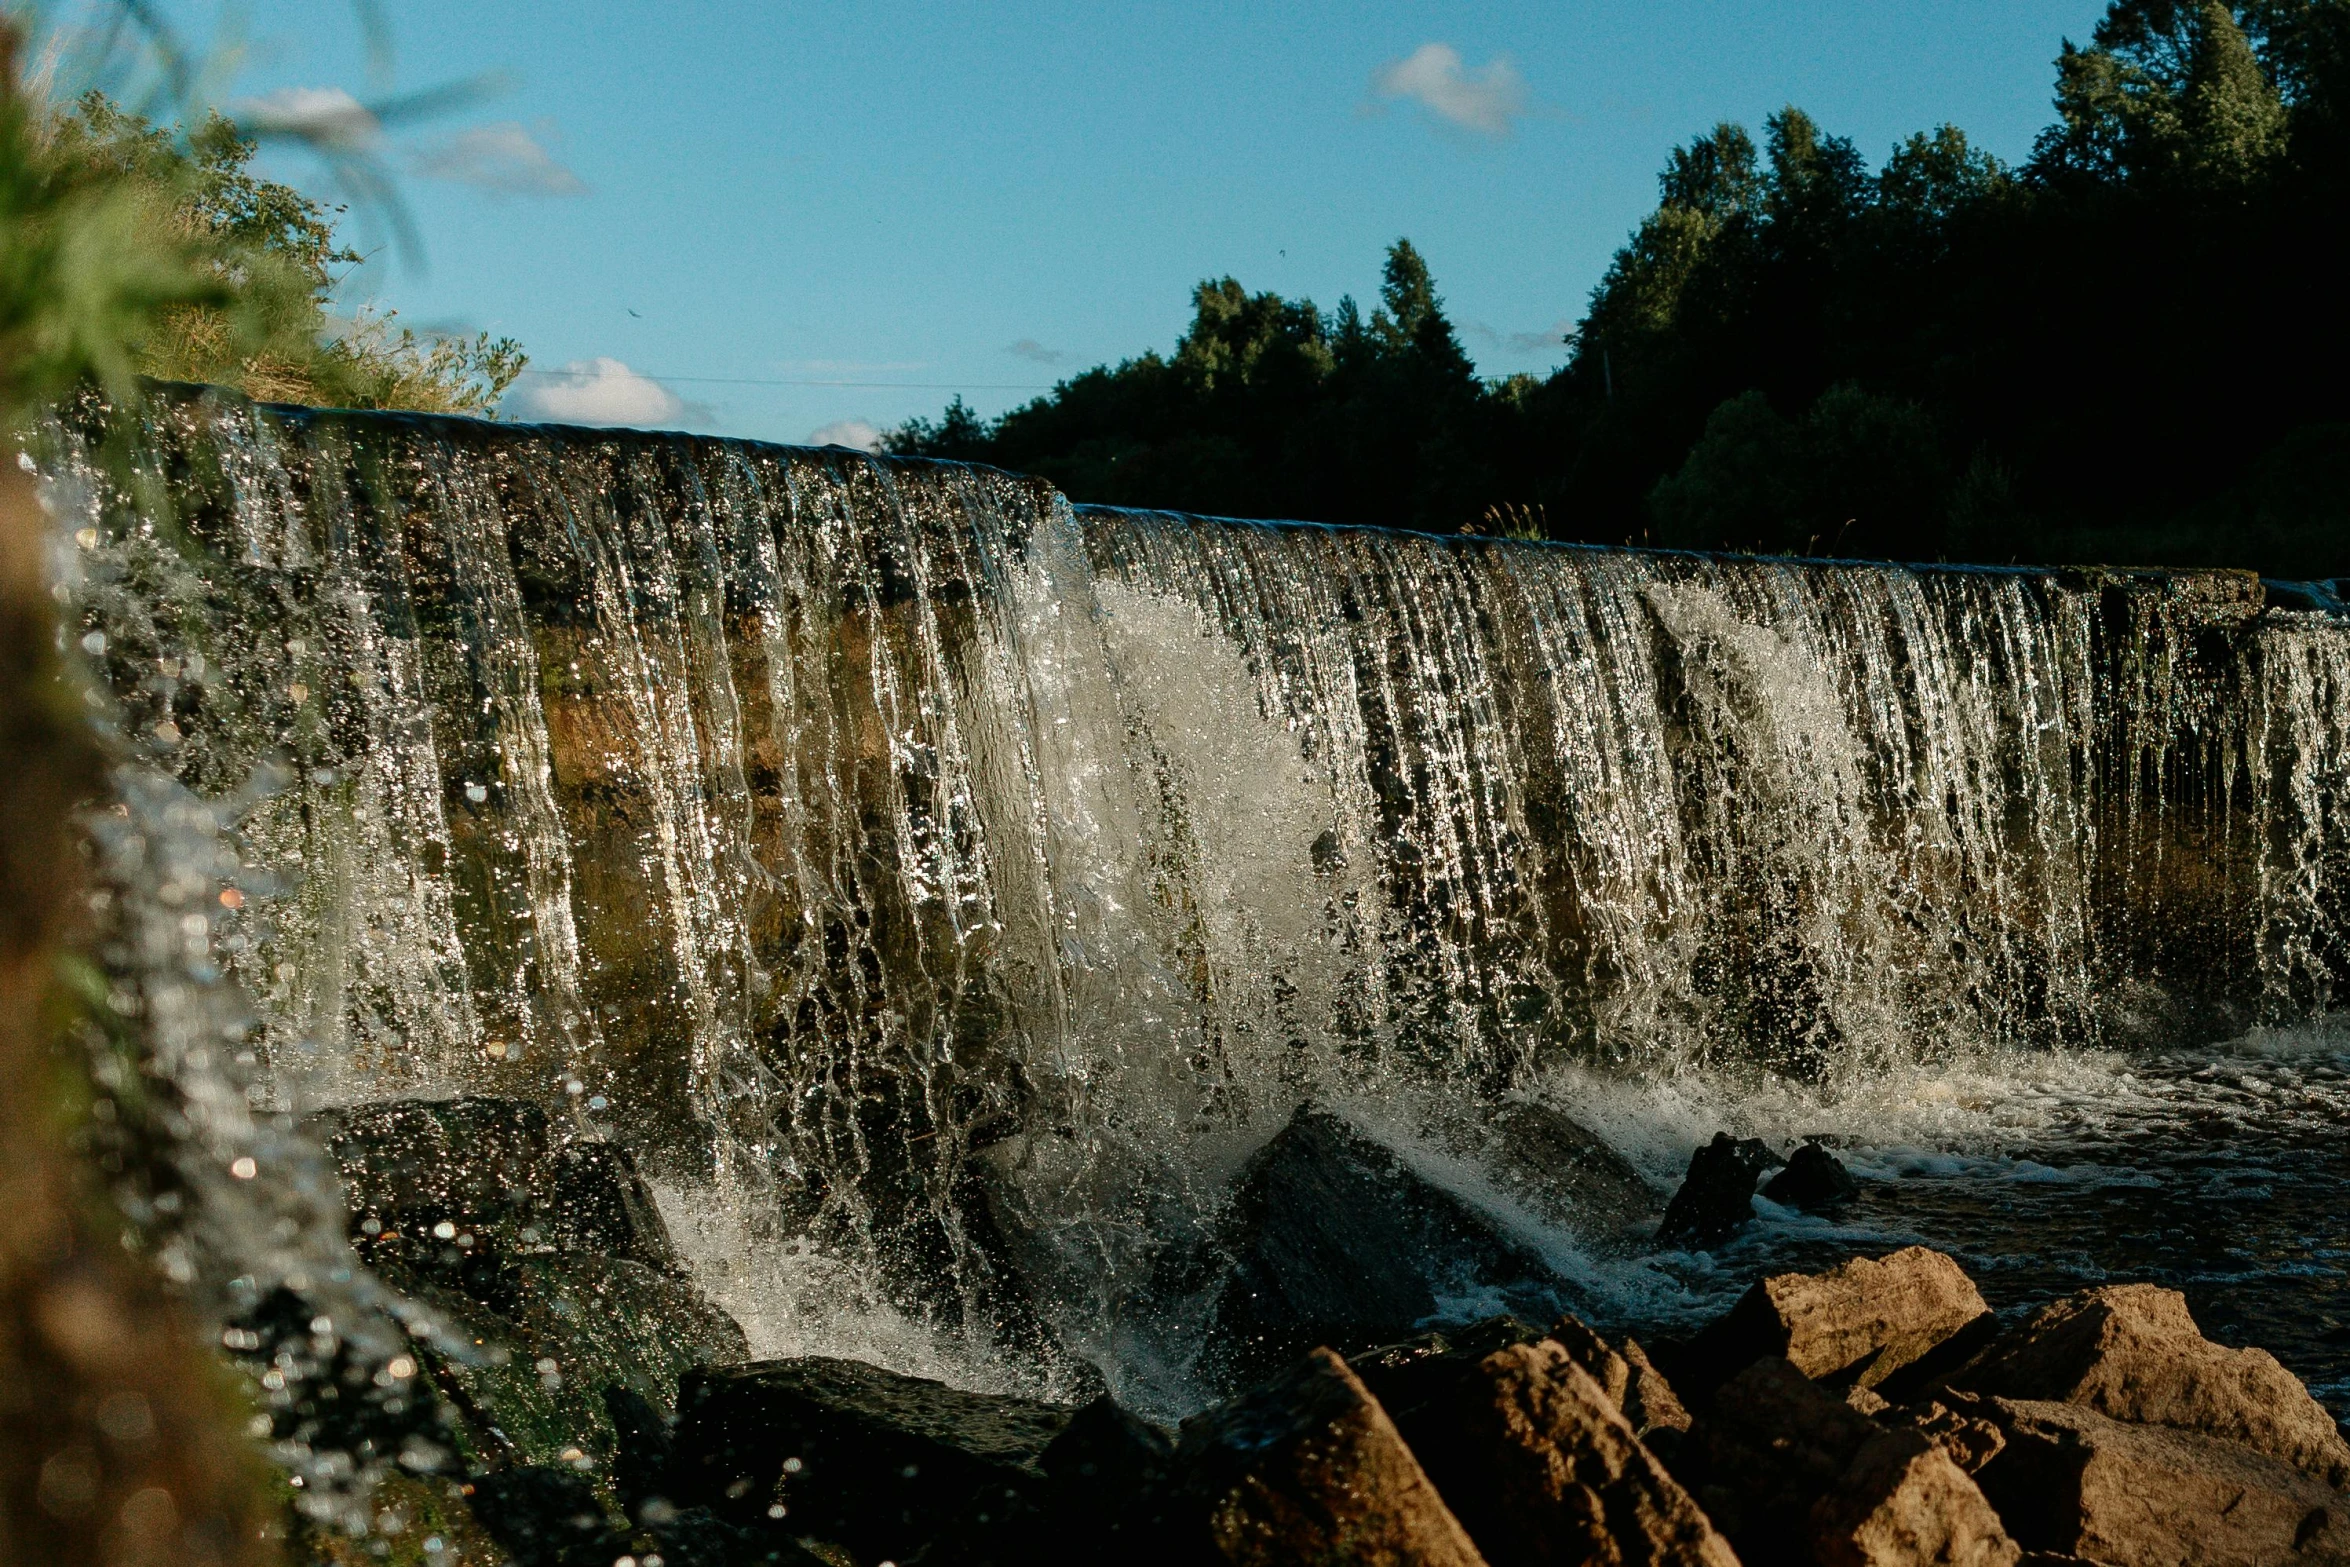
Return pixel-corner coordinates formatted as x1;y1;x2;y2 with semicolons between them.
44;385;2350;1409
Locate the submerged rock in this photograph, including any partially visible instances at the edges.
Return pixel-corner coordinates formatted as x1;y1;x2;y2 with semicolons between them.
1658;1133;1783;1247
1943;1283;2350;1488
1761;1141;1861;1212
1678;1246;1994;1407
910;1394;1175;1567
1973;1396;2350;1564
668;1355;1073;1564
1208;1107;1570;1386
1161;1346;1488;1567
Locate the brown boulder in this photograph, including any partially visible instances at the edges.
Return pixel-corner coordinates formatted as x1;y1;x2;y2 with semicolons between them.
1945;1284;2350;1488
1550;1313;1634;1407
1973;1396;2350;1566
1167;1346;1489;1567
1547;1315;1692;1451
1687;1357;1886;1544
1413;1339;1739;1567
1687;1359;2015;1567
1624;1339;1695;1443
1683;1248;1994;1406
1808;1429;2021;1567
1881;1395;2008;1476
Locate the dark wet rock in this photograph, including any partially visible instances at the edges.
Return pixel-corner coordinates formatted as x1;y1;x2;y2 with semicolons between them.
1943;1283;2350;1488
1761;1141;1860;1212
1405;1338;1737;1567
1159;1346;1488;1567
1438;1100;1661;1245
905;1487;1056;1567
634;1503;832;1567
311;1095;683;1278
605;1383;675;1520
309;1095;743;1472
1657;1133;1783;1247
1684;1357;1887;1548
1039;1393;1174;1518
1207;1108;1569;1388
1676;1246;1994;1409
1352;1317;1549;1391
1807;1428;2021;1567
405;1250;746;1468
464;1465;627;1567
1972;1396;2350;1564
668;1355;1073;1564
545;1137;686;1275
914;1398;1176;1567
1684;1358;2016;1567
1349;1316;1551;1446
224;1284;451;1472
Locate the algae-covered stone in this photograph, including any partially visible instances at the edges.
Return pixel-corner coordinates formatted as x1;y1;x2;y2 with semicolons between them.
312;1094;744;1471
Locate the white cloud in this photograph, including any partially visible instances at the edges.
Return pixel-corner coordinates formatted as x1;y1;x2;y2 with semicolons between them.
504;359;685;428
414;123;587;196
1371;44;1527;138
1007;339;1066;366
806;419;886;452
1508;320;1575;354
233;85;381;150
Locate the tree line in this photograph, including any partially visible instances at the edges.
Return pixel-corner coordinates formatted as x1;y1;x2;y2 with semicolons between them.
891;0;2350;578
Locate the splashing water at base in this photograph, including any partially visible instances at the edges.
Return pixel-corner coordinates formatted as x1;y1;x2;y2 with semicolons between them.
38;386;2350;1428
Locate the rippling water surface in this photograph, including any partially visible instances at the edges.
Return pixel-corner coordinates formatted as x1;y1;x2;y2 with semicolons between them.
1549;1031;2350;1422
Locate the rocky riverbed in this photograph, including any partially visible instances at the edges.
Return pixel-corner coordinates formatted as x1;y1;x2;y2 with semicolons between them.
269;1093;2350;1566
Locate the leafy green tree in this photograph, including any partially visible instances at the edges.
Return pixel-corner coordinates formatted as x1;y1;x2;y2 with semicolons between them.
2033;1;2288;184
1650;384;1949;556
891;0;2350;576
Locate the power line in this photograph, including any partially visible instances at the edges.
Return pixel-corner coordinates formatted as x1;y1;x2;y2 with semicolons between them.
509;370;1055;390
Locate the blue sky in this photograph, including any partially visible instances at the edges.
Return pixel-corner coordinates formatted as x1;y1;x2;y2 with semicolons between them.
131;1;2108;446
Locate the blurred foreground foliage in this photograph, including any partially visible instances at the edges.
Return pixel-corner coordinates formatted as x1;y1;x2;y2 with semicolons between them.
894;0;2350;577
48;92;524;415
2;7;526;1559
